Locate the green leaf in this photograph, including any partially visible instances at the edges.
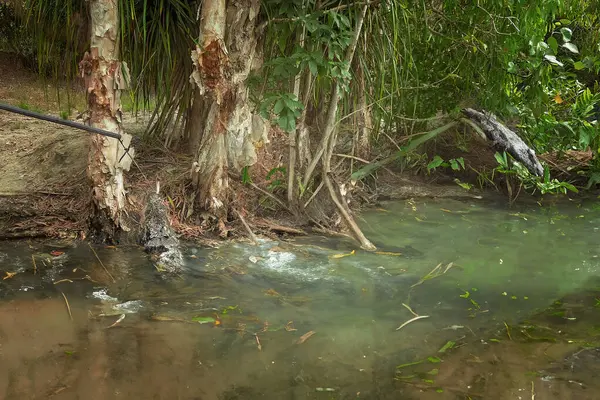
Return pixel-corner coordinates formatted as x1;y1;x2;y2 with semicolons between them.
560;27;572;42
427;155;445;171
191;316;216;324
350;122;458;181
427;369;439;376
544;54;564;67
574;61;585;70
278;114;289;131
274;99;285;115
562;42;578;54
547;37;558;54
428;356;442;363
308;60;318;75
438;341;456;353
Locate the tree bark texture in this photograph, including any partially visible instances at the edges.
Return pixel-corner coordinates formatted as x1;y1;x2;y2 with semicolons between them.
190;0;261;218
80;0;133;240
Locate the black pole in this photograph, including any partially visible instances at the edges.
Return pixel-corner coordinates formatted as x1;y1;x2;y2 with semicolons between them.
0;102;122;140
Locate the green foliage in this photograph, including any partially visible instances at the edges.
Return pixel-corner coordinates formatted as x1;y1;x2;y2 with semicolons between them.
266;166;287;192
494;152;579;195
259;93;304;132
426;156;465;173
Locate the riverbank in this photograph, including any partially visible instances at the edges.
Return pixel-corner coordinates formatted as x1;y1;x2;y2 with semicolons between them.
0;50;587;245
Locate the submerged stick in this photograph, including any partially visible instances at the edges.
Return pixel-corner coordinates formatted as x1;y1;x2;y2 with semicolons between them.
60;291;73;321
396;315;429;331
87;243;116;283
31;255;37;275
106;314;126;329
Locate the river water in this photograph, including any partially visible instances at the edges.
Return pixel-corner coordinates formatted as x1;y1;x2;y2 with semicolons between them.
1;197;600;399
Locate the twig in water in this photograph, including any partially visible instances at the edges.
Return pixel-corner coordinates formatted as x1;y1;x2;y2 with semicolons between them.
31;255;37;275
60;291;73;321
531;381;535;400
106;314;126;329
254;334;262;351
296;330;316;344
402;303;419;317
234;209;258;245
504;321;512;340
396;315;429;331
54;279;74;285
87;243;116;283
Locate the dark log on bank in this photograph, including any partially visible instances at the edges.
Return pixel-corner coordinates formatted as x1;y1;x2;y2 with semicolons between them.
141;187;183;273
462;108;544;176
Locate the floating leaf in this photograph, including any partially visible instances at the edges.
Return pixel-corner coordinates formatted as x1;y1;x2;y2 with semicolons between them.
427;369;439;376
374;251;403;256
330;250;356;259
438;341;456;353
191;316;216;324
50;250;65;257
428;356;442;363
296;330;316;344
3;271;17;280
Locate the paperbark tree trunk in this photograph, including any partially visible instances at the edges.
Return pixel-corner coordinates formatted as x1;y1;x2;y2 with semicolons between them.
80;0;133;241
190;0;260;223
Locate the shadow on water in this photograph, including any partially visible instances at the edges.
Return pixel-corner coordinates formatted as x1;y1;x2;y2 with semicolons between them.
1;198;600;398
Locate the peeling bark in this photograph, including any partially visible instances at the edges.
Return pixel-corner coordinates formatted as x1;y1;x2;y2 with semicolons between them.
355;63;372;159
189;0;260;220
80;0;133;241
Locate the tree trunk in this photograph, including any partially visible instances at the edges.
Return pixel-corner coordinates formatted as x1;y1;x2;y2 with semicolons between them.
190;0;260;221
355;62;372;159
80;0;133;241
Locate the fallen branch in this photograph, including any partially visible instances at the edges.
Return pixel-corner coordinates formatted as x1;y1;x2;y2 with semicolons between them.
248;182;290;211
88;243;116;283
233;209;259;245
396;315;429;331
255;219;307;235
106;314;126;329
31;255;37;275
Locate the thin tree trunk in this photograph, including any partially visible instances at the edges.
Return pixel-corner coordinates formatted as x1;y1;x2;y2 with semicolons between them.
320;5;375;250
355;61;372;159
190;0;260;222
287;27;306;207
81;0;133;241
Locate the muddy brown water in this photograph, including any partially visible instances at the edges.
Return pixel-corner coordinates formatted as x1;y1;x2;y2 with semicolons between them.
2;198;600;399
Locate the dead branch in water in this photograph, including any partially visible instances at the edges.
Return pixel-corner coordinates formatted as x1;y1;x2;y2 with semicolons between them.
87;243;116;283
59;291;73;321
396;315;429;331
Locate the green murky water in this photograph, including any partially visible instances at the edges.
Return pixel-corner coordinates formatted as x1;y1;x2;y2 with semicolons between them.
2;198;600;399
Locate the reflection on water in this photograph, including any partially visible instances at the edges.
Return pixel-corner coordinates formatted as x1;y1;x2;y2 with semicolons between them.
1;198;600;399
